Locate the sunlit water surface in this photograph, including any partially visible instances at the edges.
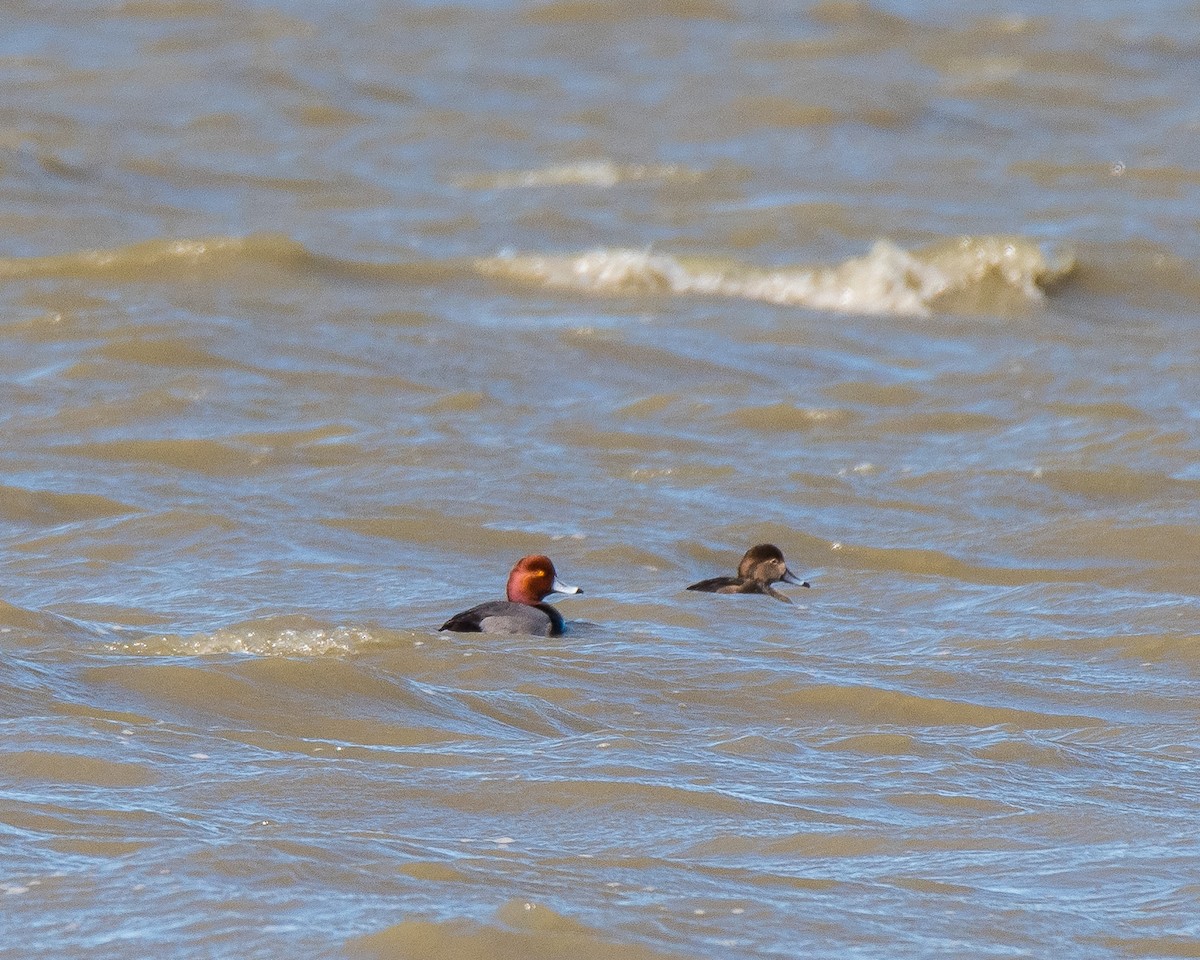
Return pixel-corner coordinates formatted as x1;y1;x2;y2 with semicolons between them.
2;1;1200;957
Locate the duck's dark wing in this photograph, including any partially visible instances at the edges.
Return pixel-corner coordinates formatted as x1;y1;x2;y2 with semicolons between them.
440;601;492;632
686;578;794;603
686;576;745;593
440;600;562;636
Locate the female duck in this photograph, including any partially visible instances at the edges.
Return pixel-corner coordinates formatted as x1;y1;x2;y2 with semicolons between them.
686;543;810;604
440;554;582;636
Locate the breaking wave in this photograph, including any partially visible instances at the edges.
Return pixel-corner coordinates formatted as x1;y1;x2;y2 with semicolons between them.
107;617;387;658
476;236;1075;317
0;233;446;283
1;232;1074;319
457;159;707;189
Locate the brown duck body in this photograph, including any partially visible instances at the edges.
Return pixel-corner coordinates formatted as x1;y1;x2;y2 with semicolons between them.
686;544;810;604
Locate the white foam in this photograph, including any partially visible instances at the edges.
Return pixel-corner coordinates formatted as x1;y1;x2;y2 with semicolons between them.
110;623;380;658
476;236;1074;317
459;160;703;189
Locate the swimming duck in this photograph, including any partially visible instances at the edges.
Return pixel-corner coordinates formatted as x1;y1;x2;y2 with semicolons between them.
440;554;582;636
686;543;810;603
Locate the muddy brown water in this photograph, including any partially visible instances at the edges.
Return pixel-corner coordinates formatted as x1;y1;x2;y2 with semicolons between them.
2;1;1200;957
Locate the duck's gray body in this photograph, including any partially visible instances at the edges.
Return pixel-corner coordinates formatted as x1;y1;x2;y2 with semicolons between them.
440;600;565;636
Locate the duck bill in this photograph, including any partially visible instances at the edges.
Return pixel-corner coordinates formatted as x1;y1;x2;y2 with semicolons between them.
551;576;582;595
781;569;811;588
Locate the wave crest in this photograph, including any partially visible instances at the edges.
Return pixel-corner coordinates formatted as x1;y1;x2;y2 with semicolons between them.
458;159;706;189
0;233;311;281
109;617;385;658
476;236;1075;317
0;233;451;285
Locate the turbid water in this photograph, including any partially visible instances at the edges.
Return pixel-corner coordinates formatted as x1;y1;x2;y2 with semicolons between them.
2;1;1200;957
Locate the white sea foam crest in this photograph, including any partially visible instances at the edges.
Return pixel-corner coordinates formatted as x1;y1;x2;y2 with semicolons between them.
459;159;704;189
111;624;378;657
476;236;1073;316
